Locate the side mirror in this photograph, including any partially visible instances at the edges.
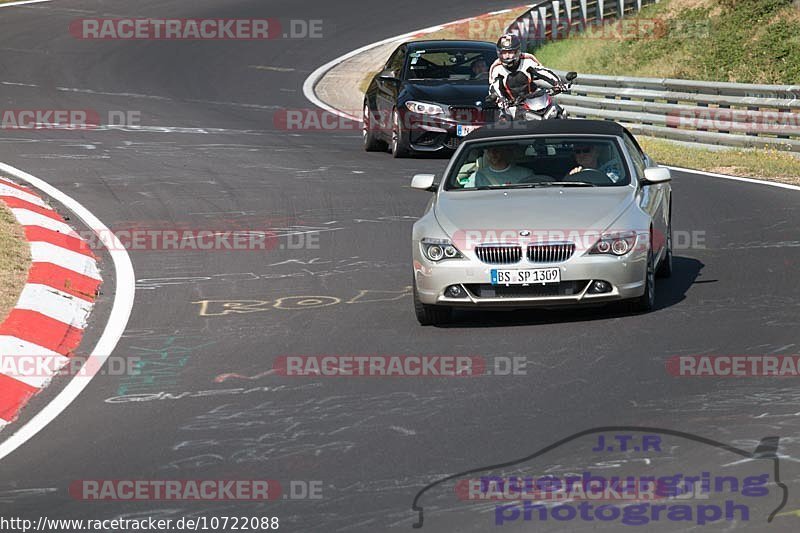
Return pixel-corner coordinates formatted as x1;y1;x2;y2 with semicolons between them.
566;71;578;81
411;173;437;192
379;69;400;82
642;167;671;184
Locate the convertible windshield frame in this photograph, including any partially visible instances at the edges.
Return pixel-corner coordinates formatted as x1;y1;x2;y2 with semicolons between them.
442;134;634;192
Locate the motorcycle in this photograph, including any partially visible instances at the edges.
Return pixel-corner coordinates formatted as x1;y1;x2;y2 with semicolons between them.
488;71;577;123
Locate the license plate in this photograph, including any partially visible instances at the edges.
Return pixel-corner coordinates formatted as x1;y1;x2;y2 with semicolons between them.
491;268;561;285
456;125;480;137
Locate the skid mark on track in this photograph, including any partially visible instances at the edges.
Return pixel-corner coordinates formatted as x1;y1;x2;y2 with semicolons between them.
115;335;216;395
0;487;57;504
214;370;277;383
163;391;445;470
105;382;322;405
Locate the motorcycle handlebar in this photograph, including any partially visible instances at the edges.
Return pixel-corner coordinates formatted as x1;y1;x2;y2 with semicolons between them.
486;74;577;108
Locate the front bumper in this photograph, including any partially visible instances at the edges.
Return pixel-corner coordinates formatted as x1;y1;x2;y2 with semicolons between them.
404;110;485;152
413;249;648;308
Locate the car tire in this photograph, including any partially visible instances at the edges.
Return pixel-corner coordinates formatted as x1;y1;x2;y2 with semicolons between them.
362;102;386;152
656;216;673;278
390;108;411;158
626;247;656;314
413;283;451;326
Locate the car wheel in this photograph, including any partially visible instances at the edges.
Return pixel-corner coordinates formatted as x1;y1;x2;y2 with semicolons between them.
390;108;411;158
413;282;451;326
362;102;386;152
656;216;673;278
627;247;656;313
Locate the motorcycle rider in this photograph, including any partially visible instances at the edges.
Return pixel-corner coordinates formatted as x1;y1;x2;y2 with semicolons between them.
488;33;563;108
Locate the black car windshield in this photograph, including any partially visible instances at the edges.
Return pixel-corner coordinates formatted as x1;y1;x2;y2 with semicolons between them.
406;49;495;81
444;137;631;190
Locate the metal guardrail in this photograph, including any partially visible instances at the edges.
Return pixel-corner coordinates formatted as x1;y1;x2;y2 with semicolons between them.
506;0;800;151
508;0;662;50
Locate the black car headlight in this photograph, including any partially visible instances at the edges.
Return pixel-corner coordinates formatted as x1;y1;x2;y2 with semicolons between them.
421;238;463;261
589;231;638;256
405;101;446;115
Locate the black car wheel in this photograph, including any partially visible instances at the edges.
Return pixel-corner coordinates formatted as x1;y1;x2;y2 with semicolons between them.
390;108;411;158
413;283;451;326
362;102;386;152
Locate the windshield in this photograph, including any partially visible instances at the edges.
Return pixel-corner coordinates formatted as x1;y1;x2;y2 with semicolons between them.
406;49;495;81
444;136;631;190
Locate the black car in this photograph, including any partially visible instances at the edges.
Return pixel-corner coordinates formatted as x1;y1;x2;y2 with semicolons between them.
362;40;497;158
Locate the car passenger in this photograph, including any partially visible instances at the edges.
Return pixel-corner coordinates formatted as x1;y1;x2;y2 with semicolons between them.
463;146;532;187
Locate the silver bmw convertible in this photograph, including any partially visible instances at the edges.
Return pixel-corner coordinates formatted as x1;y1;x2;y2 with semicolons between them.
411;120;672;325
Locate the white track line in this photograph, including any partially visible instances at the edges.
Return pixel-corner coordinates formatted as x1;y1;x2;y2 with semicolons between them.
665;166;800;192
0;0;53;7
0;162;135;462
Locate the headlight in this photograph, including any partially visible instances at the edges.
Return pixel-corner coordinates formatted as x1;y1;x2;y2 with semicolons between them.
405;101;445;115
421;238;463;261
589;231;638;256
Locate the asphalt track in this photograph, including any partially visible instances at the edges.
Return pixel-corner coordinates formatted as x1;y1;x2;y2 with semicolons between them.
0;1;799;531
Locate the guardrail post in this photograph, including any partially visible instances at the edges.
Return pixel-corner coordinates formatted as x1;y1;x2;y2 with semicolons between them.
527;8;543;49
579;0;588;22
746;105;760;136
552;1;561;41
598;0;605;21
529;8;540;49
713;105;729;134
539;5;550;45
619;0;626;17
516;18;528;50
